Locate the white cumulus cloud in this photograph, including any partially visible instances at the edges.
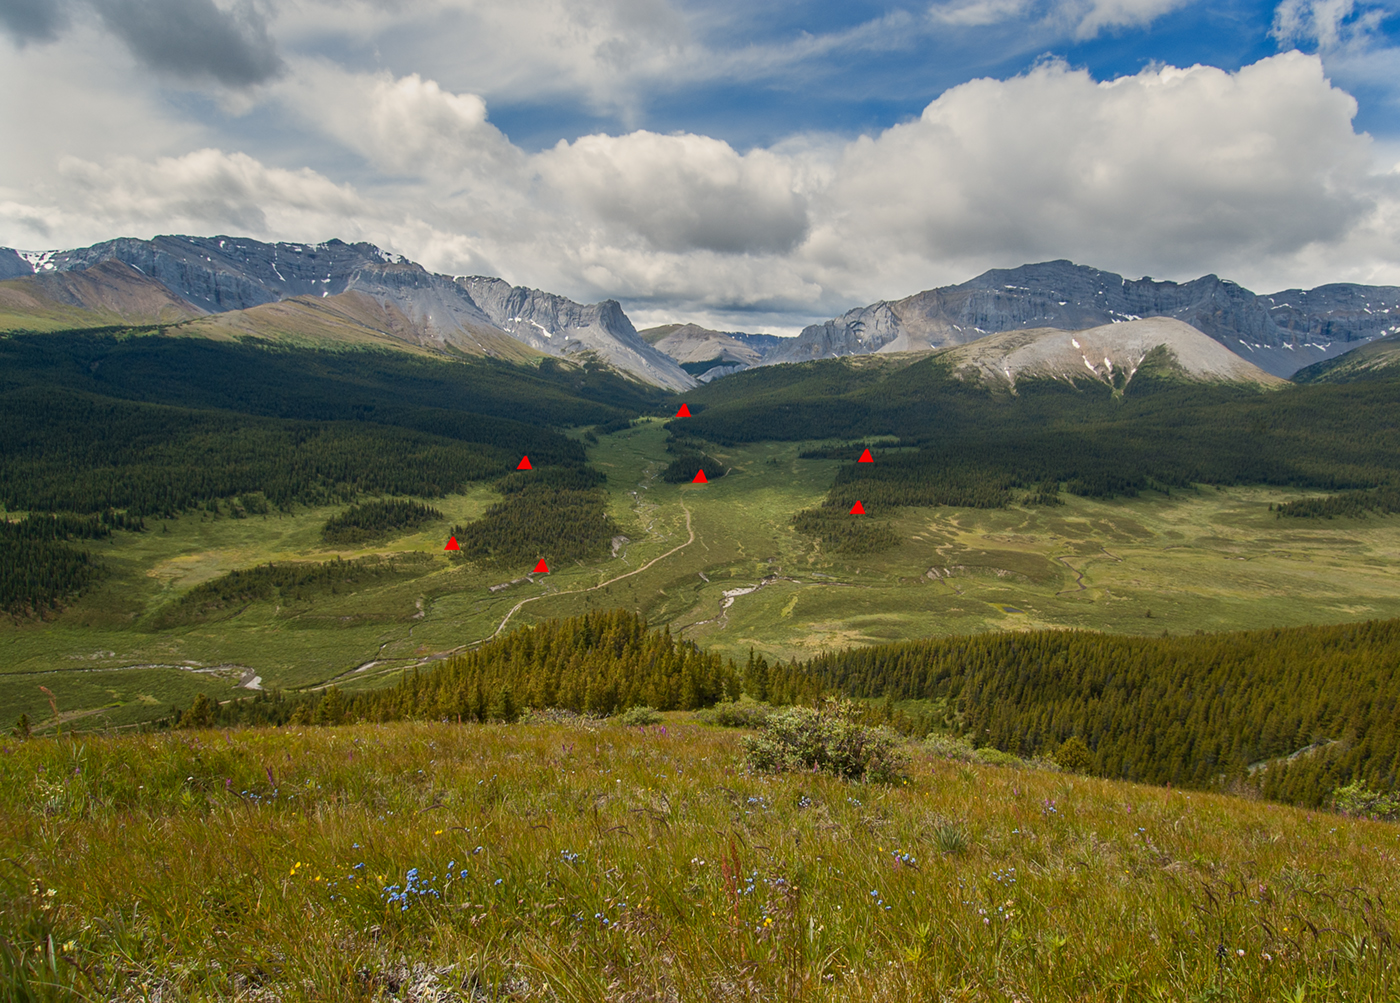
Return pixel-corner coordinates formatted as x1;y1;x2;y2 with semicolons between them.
535;131;809;255
1;50;1397;330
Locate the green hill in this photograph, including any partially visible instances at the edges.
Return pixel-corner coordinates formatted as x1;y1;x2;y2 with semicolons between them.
1293;333;1400;383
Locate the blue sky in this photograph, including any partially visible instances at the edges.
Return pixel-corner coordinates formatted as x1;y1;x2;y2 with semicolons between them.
2;0;1398;333
489;1;1317;149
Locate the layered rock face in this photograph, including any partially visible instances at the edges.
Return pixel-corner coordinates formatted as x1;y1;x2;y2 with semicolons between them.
459;277;695;391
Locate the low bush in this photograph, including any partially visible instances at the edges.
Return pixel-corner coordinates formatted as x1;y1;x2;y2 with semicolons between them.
924;733;977;762
618;706;663;727
1331;780;1400;821
742;698;907;783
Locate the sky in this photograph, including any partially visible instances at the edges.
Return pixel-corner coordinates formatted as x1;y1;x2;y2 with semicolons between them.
2;0;1399;335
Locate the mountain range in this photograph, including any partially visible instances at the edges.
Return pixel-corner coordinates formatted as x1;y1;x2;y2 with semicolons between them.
765;260;1400;379
0;236;694;391
4;236;1399;387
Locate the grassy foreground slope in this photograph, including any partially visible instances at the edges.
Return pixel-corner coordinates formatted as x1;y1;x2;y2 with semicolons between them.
3;719;1397;1001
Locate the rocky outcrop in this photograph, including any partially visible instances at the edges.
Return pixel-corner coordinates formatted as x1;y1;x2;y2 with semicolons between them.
0;259;202;325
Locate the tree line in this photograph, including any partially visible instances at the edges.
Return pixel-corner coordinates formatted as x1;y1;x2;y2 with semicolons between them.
170;609;739;728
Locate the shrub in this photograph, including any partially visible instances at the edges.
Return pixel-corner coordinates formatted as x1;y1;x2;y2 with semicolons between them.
924;732;977;762
1331;780;1400;820
974;747;1025;768
743;698;907;783
619;706;663;727
695;701;771;728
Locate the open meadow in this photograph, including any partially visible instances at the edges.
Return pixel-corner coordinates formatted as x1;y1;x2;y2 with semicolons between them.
2;717;1397;1001
9;420;1400;731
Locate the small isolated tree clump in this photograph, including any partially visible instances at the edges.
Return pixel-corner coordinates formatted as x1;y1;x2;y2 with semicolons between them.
178;693;216;729
743;697;907;783
1054;735;1094;774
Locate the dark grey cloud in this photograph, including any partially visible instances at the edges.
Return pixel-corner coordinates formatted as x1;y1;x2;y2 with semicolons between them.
91;0;284;86
0;0;71;44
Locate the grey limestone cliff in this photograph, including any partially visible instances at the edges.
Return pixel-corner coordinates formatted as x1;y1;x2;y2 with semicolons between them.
458;276;695;391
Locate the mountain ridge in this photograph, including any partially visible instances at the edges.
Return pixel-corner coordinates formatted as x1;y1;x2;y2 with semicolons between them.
768;260;1400;378
1;235;694;390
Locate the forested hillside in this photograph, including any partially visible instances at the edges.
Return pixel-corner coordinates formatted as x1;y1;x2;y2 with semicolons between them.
685;358;1400;515
0;511;142;614
0;330;660;614
785;619;1400;807
0;330;669;426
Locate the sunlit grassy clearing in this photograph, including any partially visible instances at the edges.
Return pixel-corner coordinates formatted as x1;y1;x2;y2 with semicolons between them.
3;719;1396;1001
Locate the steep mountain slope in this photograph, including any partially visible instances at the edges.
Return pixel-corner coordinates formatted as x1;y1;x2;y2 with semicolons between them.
458;276;695;391
942;318;1286;390
1292;332;1400;383
767;260;1400;378
3;236;687;388
0;260;203;330
177;291;539;362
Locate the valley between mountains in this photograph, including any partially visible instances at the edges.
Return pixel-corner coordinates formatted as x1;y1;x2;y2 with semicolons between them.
8;235;1400;1001
6;232;1400;754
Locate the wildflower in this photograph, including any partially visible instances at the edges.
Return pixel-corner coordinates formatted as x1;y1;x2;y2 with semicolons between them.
494;878;503;886
1236;949;1245;957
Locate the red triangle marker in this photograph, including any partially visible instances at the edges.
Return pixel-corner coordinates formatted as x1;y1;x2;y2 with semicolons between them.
692;469;708;484
444;536;460;551
858;448;874;463
517;456;532;470
676;404;692;417
534;559;549;573
850;501;866;514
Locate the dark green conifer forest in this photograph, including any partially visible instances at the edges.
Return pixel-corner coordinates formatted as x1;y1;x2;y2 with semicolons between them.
788;619;1400;807
321;499;444;545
